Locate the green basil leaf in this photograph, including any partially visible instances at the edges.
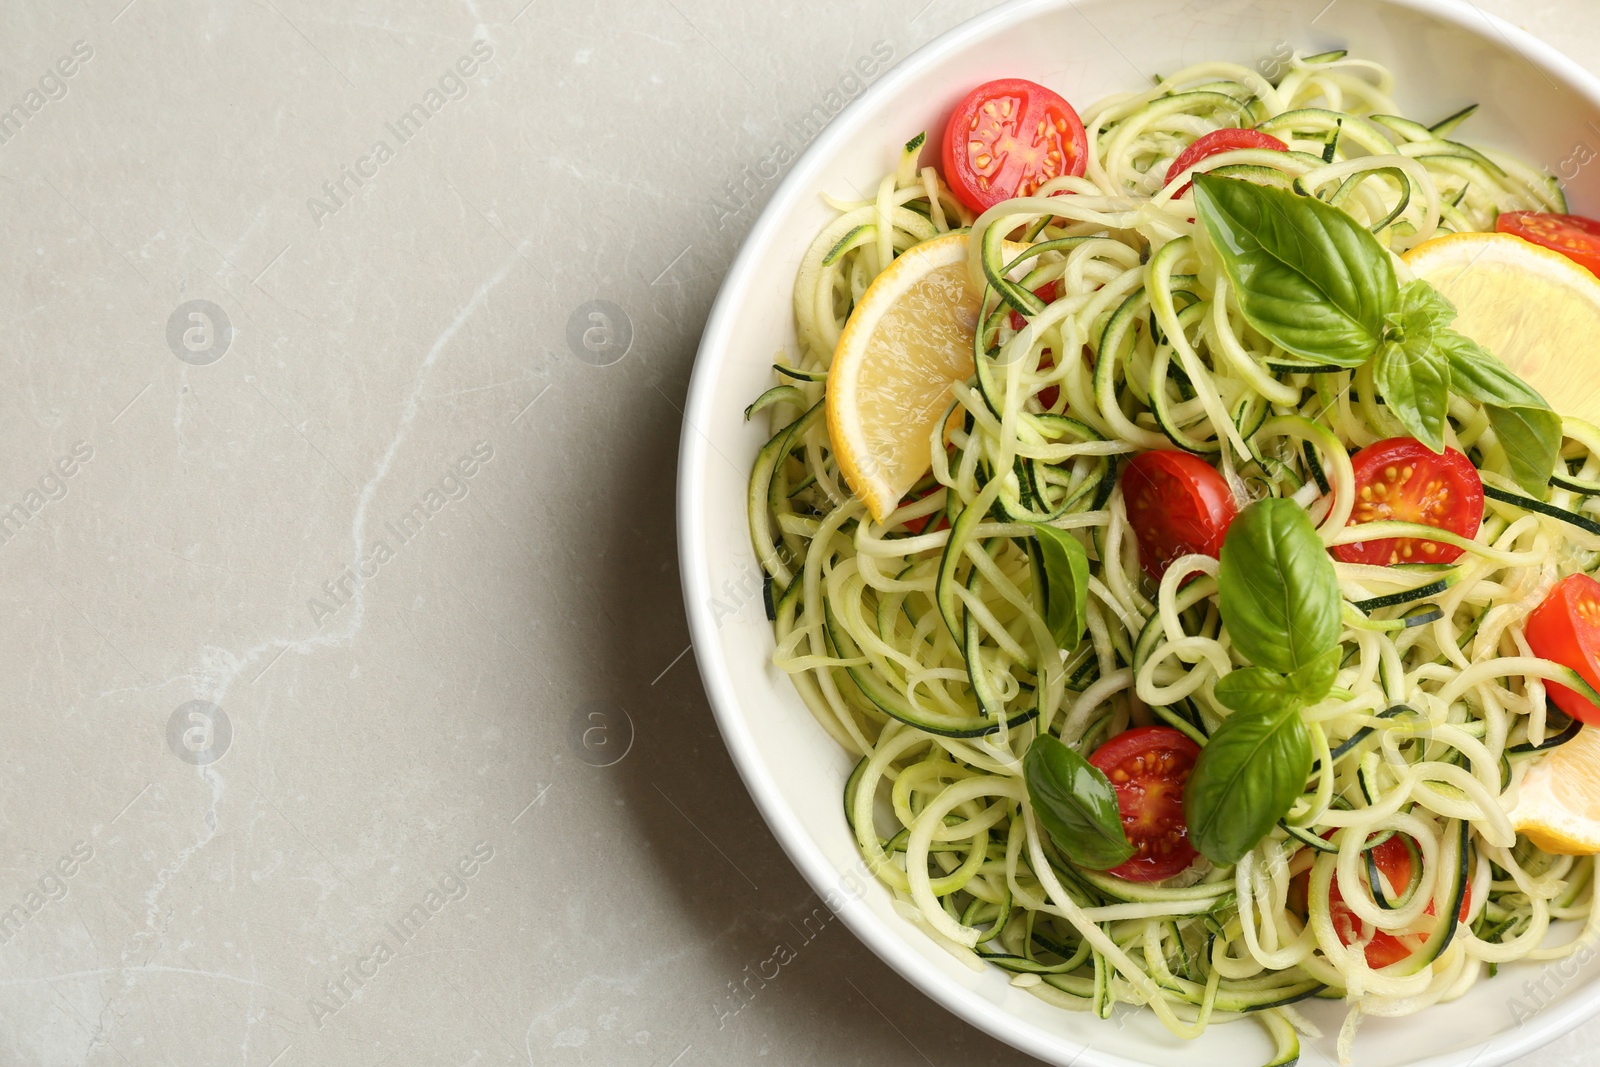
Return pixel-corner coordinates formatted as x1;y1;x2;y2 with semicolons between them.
1444;332;1563;499
1442;328;1547;407
1374;338;1450;452
1386;278;1456;334
1183;702;1313;866
1373;280;1453;451
1217;498;1342;675
1194;173;1397;367
1288;647;1341;704
1485;405;1564;500
1213;666;1299;716
1024;735;1134;871
1213;649;1338;718
1028;523;1090;648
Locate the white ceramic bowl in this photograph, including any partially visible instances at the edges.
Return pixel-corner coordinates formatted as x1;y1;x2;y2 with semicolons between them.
678;2;1600;1063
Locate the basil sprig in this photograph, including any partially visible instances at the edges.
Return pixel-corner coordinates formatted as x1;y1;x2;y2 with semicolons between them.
1028;523;1090;648
1373;282;1454;452
1185;500;1340;865
1024;735;1134;871
1195;173;1562;497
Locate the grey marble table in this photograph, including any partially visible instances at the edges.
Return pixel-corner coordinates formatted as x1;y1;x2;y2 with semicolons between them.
2;0;1599;1064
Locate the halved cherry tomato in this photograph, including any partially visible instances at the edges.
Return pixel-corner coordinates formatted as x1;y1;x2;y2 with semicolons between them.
1035;360;1059;410
1332;438;1484;566
898;475;951;535
941;78;1088;213
1164;128;1288;197
1009;281;1061;408
1497;211;1600;278
1291;833;1471;969
1087;726;1201;882
900;508;948;536
1008;280;1059;333
1121;450;1238;581
1525;573;1600;723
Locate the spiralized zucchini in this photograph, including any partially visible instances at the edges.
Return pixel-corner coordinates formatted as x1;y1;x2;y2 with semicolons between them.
748;52;1600;1064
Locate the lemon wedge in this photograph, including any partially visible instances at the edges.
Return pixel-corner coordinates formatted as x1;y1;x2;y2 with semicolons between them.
1510;724;1600;854
826;232;986;523
1403;231;1600;423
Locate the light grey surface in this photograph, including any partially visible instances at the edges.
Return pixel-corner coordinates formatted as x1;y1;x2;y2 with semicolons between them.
1;1;1598;1064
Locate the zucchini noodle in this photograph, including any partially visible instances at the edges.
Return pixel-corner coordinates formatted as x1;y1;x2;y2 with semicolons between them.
746;52;1596;1064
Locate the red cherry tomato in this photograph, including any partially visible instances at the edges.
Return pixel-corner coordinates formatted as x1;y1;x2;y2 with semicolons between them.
1008;280;1059;333
941;78;1088;213
1525;573;1600;723
898;474;952;535
1332;439;1484;567
1121;451;1238;581
1496;212;1600;278
1313;834;1471;969
1164;128;1288;197
1036;364;1060;410
1087;726;1202;882
900;509;947;536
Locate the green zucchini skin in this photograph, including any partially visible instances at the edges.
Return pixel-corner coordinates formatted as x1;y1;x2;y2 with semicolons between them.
740;51;1580;1060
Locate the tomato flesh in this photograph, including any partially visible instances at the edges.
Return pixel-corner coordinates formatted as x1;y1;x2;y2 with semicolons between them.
898;474;951;535
942;78;1088;213
1121;451;1238;580
1525;573;1600;723
1497;211;1600;278
1087;726;1201;882
1164;128;1288;197
1288;833;1470;968
900;503;948;536
1034;358;1059;411
1332;438;1484;566
1330;835;1413;969
1323;834;1470;968
1008;279;1059;333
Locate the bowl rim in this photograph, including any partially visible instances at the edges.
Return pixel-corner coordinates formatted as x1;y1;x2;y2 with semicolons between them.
677;1;1600;1063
